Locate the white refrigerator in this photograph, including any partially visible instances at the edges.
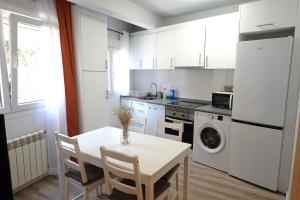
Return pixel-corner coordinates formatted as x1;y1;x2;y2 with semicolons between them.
229;37;293;191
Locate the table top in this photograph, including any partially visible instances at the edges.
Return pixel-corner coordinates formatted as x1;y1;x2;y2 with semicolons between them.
75;126;191;177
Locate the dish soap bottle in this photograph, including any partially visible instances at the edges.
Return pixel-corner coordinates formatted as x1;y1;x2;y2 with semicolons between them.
163;88;168;101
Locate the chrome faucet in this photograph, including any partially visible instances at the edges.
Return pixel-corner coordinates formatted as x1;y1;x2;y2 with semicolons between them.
150;82;157;97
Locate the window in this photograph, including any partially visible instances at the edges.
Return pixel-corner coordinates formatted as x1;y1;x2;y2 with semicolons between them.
108;47;129;94
108;48;121;93
0;12;45;113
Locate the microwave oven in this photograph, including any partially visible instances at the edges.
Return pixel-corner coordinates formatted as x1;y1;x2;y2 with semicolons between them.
212;92;233;110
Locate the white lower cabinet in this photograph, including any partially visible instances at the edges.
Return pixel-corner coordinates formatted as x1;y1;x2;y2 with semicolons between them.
122;99;166;136
147;104;165;136
133;101;148;117
229;122;283;191
121;98;134;112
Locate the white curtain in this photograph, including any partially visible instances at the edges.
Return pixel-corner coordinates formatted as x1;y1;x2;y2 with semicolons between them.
36;0;67;175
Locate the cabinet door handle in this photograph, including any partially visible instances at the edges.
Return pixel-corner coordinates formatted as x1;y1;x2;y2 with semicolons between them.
199;54;202;66
139;59;142;68
106;90;109;99
256;23;274;28
105;60;108;70
153;59;156;68
205;56;208;68
171;58;174;68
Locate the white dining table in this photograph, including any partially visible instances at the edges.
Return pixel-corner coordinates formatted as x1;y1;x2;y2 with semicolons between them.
58;126;191;200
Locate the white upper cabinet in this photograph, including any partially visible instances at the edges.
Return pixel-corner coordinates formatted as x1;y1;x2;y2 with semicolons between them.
130;33;156;69
175;22;206;67
156;30;176;69
129;12;239;69
81;13;107;71
205;13;239;69
240;0;298;33
130;35;141;69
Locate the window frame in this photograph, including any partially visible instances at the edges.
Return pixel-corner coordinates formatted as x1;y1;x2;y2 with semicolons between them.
10;13;44;112
0;12;11;114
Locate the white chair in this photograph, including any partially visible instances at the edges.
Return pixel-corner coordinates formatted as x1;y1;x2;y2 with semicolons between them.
100;146;171;200
128;115;147;134
55;133;105;200
156;121;184;141
156;121;184;200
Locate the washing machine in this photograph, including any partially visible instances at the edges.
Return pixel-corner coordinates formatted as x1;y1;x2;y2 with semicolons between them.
192;111;232;172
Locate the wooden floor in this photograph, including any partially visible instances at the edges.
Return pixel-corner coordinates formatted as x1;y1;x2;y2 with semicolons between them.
14;160;285;200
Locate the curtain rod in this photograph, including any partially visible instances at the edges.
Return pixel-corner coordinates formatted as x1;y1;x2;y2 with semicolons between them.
108;28;123;35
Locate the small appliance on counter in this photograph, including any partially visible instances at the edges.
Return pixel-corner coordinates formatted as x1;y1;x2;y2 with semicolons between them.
212;92;233;110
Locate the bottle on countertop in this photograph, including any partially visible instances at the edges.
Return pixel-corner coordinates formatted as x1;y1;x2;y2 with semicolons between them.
170;86;177;100
163;88;168;101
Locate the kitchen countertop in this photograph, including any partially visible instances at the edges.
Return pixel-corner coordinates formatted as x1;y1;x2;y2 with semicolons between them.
121;96;232;116
196;105;232;116
120;96;177;106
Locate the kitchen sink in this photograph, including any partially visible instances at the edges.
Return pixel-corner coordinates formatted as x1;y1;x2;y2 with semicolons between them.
137;96;157;100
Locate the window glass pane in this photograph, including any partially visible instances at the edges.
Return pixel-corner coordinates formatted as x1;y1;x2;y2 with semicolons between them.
17;22;44;104
3;16;10;82
109;49;122;92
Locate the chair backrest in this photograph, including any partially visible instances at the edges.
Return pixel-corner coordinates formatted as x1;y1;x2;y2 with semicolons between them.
100;146;143;200
128;115;147;134
156;121;184;142
55;133;88;184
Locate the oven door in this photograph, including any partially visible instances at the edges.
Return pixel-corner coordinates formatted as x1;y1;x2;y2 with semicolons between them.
165;116;194;148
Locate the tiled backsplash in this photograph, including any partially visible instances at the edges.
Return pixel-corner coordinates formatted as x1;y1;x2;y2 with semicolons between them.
130;69;234;101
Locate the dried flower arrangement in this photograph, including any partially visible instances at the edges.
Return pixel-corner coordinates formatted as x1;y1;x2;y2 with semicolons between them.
115;106;132;144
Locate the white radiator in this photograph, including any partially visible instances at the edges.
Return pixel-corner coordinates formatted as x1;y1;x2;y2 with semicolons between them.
7;130;48;191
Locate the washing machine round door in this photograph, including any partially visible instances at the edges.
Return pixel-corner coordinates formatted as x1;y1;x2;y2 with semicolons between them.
197;123;226;154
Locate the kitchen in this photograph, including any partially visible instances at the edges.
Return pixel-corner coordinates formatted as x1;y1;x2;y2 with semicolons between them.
1;0;300;200
120;0;297;195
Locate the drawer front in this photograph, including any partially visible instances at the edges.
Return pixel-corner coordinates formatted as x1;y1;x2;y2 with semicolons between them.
134;101;148;116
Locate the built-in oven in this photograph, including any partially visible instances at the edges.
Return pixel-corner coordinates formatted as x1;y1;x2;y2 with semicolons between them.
165;105;196;148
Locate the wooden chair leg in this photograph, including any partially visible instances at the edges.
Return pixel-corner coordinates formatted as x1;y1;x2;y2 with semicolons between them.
176;172;179;200
84;188;89;200
64;180;70;200
96;186;101;197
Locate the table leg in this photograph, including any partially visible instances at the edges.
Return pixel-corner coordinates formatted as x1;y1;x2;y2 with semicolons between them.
183;153;190;200
145;178;154;200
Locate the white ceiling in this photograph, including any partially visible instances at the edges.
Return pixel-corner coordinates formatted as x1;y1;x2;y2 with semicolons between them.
129;0;253;18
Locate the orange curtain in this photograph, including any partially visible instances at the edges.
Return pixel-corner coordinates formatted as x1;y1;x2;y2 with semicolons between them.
56;0;79;137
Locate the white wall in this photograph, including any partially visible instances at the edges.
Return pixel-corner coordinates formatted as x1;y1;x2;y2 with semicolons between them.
161;5;239;26
68;0;162;29
286;1;300;199
5;108;46;140
130;69;234;101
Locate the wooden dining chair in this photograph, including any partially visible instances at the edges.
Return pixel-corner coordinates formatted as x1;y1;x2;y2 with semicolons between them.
55;133;106;200
129;115;147;134
156;121;184;142
156;121;184;200
100;146;171;200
